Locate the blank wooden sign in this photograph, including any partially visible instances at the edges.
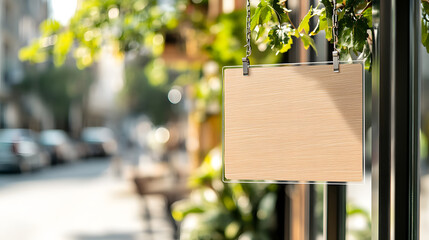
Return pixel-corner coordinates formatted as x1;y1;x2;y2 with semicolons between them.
223;63;363;182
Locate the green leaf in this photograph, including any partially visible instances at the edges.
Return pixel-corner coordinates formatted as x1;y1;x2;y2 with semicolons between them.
362;7;372;28
310;21;320;36
339;48;352;61
293;28;300;38
314;8;332;41
18;40;47;63
352;17;369;52
40;19;62;37
424;1;429;53
311;9;328;36
325;27;333;41
225;221;240;239
321;0;333;19
345;0;356;9
260;0;269;7
423;18;429;53
422;19;428;45
345;0;365;10
256;25;266;40
365;51;372;70
422;2;429;15
337;13;369;54
144;59;167;86
268;25;287;50
279;35;293;53
251;3;273;33
251;3;274;41
424;22;429;44
319;9;328;30
250;6;262;30
300;34;318;55
358;42;372;70
53;31;74;66
268;24;294;54
338;10;345;21
171;199;205;221
298;7;313;34
338;15;354;48
260;5;272;25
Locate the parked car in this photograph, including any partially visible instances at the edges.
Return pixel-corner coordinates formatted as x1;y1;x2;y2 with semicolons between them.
39;130;78;165
81;127;118;157
0;129;49;173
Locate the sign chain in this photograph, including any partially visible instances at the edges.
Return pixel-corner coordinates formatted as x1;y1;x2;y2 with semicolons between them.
332;0;340;72
242;0;251;76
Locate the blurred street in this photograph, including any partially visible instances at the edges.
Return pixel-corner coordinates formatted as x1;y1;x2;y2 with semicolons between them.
0;0;427;239
0;158;175;240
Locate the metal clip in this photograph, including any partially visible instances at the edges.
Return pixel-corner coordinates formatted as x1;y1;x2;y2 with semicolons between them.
333;50;339;72
242;57;250;76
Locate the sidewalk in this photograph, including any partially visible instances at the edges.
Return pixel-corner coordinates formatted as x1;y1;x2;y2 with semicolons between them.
0;160;175;240
140;195;176;240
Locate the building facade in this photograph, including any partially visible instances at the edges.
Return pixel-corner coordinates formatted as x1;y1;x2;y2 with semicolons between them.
0;0;48;128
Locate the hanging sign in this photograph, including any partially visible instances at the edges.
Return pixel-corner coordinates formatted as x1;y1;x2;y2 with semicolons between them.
222;63;364;183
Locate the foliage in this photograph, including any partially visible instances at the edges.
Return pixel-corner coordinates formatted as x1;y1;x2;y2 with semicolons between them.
172;147;278;240
251;0;372;69
422;0;429;53
19;0;185;69
421;131;428;161
120;57;173;125
206;10;281;66
346;203;371;240
19;0;189;126
190;63;223;122
17;65;93;125
183;9;281;122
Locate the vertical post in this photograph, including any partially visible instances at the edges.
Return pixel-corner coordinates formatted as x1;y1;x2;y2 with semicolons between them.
276;185;287;240
326;185;346;240
371;1;381;238
376;0;392;238
290;185;310;240
375;0;420;239
308;185;317;240
393;0;420;239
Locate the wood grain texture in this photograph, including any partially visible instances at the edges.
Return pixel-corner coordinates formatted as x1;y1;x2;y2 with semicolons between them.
223;64;363;182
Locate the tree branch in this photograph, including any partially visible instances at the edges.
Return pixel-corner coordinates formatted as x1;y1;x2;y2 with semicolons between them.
286;11;297;29
359;1;372;16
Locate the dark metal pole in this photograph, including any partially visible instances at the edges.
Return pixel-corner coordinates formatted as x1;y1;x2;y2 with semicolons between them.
309;185;317;240
276;185;287;240
376;0;392;238
375;0;420;239
326;185;346;240
393;0;420;239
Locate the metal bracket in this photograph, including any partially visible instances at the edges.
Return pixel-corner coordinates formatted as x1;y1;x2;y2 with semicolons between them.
333;50;339;72
242;57;250;76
